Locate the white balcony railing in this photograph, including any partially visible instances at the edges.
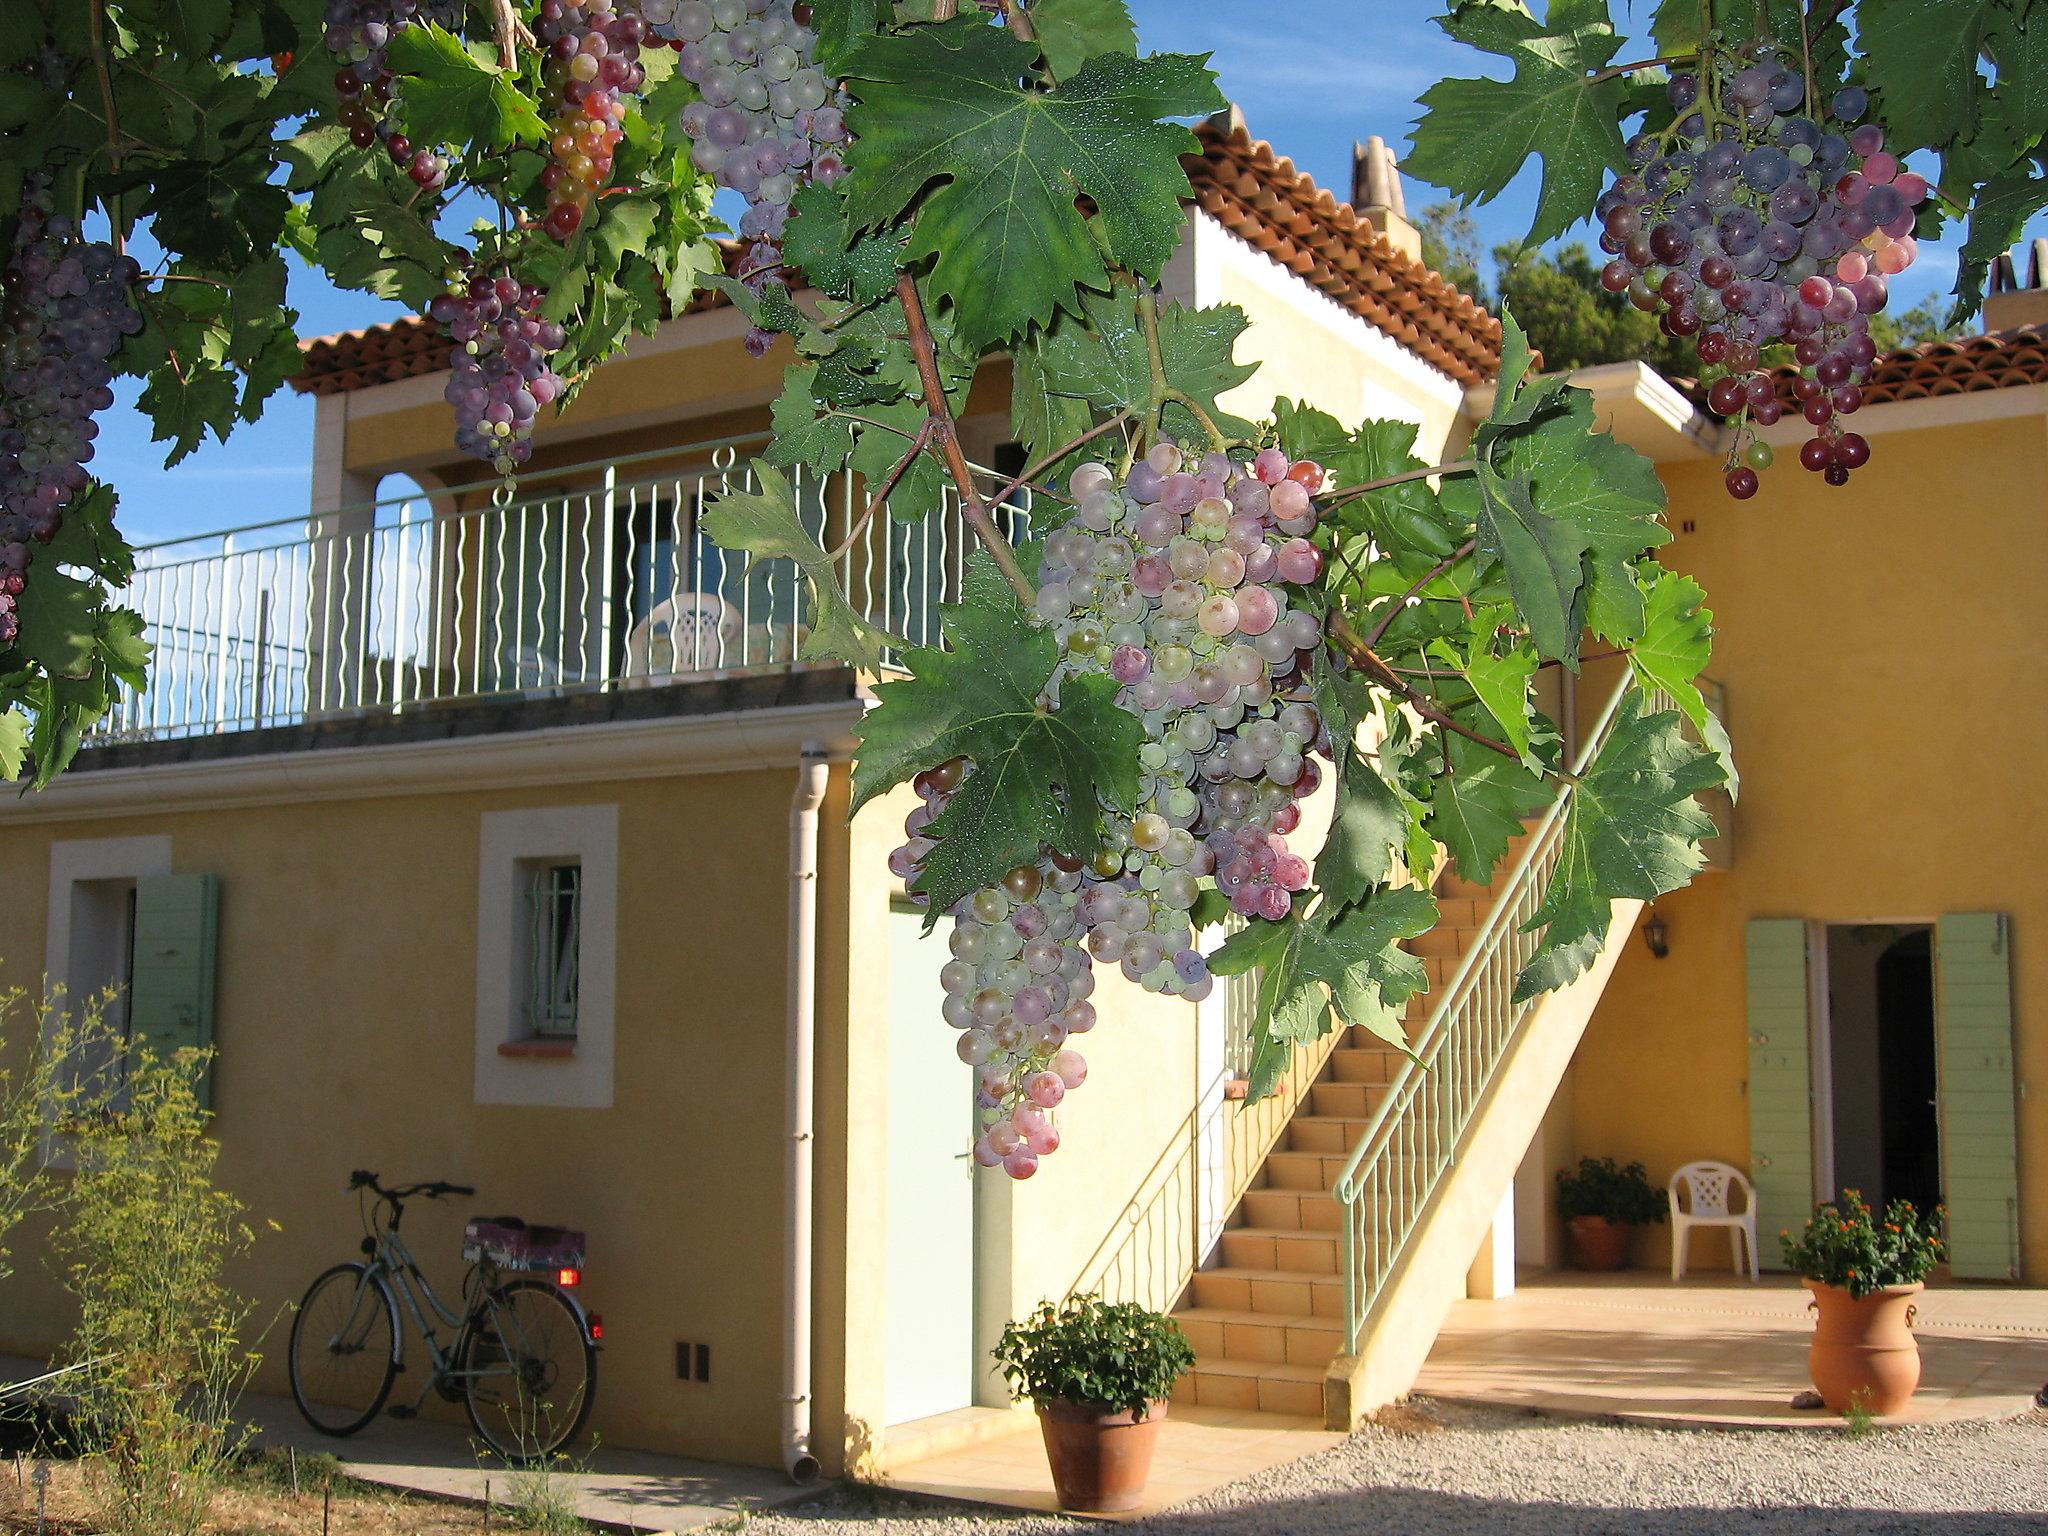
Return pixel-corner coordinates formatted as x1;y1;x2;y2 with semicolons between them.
95;437;1039;745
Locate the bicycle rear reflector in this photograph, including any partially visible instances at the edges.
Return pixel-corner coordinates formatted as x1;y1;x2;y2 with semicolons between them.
588;1314;604;1341
557;1266;582;1288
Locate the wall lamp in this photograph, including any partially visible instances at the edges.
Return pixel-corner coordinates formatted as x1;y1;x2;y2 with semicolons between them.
1642;909;1670;959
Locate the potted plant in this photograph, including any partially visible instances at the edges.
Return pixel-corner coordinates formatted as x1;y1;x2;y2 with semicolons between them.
992;1294;1195;1514
1554;1156;1666;1271
1782;1190;1945;1416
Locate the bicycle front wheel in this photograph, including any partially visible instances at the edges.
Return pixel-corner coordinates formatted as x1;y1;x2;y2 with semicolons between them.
289;1262;399;1437
461;1279;597;1461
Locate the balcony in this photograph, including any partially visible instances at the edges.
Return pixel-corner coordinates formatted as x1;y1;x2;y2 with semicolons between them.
96;437;1038;747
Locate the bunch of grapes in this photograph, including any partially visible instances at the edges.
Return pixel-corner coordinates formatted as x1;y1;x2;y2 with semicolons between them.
891;442;1332;1178
643;0;849;354
535;0;650;241
0;186;142;646
431;271;568;475
323;0;457;190
1596;55;1923;497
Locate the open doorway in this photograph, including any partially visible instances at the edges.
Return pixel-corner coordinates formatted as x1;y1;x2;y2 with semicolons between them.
1822;924;1940;1214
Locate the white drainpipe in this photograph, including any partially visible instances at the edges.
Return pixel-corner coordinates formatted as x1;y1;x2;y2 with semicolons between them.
782;745;829;1483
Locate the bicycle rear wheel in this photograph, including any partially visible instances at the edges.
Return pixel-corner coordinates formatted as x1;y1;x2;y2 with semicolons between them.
289;1262;399;1436
461;1279;597;1461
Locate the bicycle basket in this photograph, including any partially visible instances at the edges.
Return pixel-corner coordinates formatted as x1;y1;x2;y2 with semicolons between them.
462;1216;586;1271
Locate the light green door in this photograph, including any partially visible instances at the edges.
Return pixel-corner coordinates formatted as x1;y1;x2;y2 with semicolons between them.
883;905;977;1426
1936;913;2019;1279
128;873;219;1110
1746;918;1814;1259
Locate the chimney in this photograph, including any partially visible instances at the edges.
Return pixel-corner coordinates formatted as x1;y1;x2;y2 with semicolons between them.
1351;136;1422;262
1982;237;2048;332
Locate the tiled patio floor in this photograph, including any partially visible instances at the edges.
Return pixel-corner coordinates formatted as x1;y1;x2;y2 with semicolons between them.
1416;1269;2048;1427
879;1405;1345;1522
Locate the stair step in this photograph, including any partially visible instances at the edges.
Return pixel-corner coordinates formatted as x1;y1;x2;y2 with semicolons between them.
1241;1188;1343;1232
1263;1149;1353;1191
1218;1225;1341;1275
1173;1307;1344;1367
1169;1358;1326;1418
1434;874;1495;902
1308;1080;1393;1119
1192;1265;1344;1318
1430;896;1487;928
1405;923;1471;957
1328;1047;1403;1085
1423;953;1462;988
1285;1115;1378;1154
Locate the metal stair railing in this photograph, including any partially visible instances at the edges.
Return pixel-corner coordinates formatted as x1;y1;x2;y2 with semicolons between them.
1331;674;1670;1352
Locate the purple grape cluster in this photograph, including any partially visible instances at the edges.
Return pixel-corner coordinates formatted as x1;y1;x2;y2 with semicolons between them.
890;442;1333;1179
643;0;850;355
1597;59;1924;496
324;0;459;190
431;272;568;475
536;0;649;241
0;187;141;646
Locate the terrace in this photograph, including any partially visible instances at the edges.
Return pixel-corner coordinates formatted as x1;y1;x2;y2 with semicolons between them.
93;435;1038;748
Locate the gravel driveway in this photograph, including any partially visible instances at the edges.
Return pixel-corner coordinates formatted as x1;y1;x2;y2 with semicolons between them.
738;1401;2048;1535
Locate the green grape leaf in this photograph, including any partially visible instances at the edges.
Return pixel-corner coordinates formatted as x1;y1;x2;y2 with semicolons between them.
1031;0;1139;81
1648;0;1847;75
1442;633;1538;759
838;19;1223;346
1012;327;1102;494
382;24;547;152
1486;384;1670;644
811;0;894;72
1514;695;1722;1000
0;707;28;783
1626;571;1711;728
1407;0;1631;248
699;461;903;671
1275;404;1457;556
1208;887;1439;1098
1428;736;1550;886
1314;748;1417;915
1952;170;2048;320
1984;7;2048;154
1037;288;1259;441
156;0;235;53
782;181;905;304
144;151;291;270
1473;467;1587;664
852;552;1142;918
1859;0;2000;153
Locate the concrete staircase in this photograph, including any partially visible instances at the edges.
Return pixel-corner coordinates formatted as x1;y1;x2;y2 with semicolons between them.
1168;849;1526;1419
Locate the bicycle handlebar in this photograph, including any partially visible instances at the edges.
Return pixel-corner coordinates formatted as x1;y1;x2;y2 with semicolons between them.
347;1170;475;1201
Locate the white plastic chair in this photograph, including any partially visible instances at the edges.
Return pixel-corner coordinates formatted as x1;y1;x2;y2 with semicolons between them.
1668;1161;1760;1281
620;594;744;687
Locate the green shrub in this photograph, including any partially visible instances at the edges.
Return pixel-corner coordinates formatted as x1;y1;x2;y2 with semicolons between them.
1781;1190;1944;1299
0;986;114;1286
993;1296;1194;1420
1554;1156;1666;1225
54;1039;260;1536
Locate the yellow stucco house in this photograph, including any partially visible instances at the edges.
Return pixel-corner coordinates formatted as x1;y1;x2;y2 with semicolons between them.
0;112;2040;1476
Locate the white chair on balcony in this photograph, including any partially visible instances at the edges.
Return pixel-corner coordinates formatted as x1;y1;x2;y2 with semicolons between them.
1668;1160;1760;1281
621;593;744;687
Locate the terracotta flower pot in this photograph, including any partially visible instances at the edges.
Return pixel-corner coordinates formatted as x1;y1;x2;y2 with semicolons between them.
1036;1397;1169;1513
1807;1281;1923;1415
1566;1215;1635;1271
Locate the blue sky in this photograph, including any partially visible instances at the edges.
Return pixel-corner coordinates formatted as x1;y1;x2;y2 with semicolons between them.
96;0;2033;545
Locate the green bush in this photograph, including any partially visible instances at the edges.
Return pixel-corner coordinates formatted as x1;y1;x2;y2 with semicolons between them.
1554;1156;1667;1225
1781;1190;1944;1299
0;986;114;1286
993;1296;1194;1420
54;1039;260;1536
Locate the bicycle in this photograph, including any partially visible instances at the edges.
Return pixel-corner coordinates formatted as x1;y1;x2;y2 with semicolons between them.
287;1170;599;1461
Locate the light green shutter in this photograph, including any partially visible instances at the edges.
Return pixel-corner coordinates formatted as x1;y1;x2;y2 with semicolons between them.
1937;913;2019;1280
128;873;220;1110
1746;918;1814;1261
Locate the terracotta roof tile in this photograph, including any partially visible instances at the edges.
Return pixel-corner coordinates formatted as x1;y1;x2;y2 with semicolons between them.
292;114;1502;396
1759;323;2048;409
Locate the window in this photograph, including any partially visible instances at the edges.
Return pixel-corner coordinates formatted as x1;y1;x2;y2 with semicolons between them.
476;806;617;1109
525;861;582;1039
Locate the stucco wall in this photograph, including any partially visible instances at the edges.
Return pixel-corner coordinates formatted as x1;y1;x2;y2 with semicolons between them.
1570;405;2048;1278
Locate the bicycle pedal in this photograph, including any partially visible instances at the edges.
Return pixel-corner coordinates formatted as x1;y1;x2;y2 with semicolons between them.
386;1406;416;1420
